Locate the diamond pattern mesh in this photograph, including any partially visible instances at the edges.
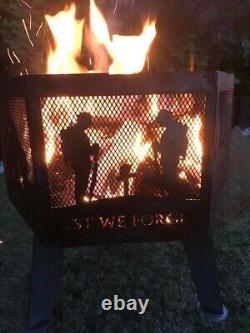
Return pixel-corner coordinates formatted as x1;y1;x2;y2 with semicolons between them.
40;93;205;208
7;98;34;185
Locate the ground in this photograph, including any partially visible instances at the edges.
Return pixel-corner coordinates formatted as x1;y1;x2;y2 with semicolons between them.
0;129;250;333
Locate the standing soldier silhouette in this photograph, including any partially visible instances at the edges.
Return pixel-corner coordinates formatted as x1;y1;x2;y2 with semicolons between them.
154;109;188;196
61;112;99;206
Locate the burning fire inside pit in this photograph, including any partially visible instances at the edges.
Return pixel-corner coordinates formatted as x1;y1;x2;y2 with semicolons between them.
2;0;234;246
40;1;204;207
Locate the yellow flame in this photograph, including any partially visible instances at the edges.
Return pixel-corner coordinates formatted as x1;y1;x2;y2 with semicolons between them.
46;0;156;75
43;96;79;164
148;94;159;121
133;132;151;162
45;4;85;74
178;114;203;184
89;0;156;74
89;0;111;48
108;21;156;74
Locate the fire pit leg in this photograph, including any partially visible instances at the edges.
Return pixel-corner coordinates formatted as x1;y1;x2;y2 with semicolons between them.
183;230;227;320
24;236;63;333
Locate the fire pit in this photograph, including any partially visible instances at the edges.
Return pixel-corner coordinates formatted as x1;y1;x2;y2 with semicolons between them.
0;71;234;245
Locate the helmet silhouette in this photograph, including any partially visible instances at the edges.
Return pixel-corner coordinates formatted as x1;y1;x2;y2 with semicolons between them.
76;112;93;129
156;109;174;126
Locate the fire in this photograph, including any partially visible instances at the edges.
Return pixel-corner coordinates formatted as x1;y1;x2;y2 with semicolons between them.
45;0;156;75
89;0;111;48
45;4;85;74
178;114;203;186
93;122;149;197
88;0;156;73
108;22;156;74
133;133;151;162
42;2;204;203
149;94;160;121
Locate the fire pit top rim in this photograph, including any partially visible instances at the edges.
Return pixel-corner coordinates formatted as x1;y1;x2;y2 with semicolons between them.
0;70;232;81
0;71;234;98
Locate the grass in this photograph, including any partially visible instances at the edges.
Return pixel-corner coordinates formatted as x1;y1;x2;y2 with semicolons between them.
0;129;250;333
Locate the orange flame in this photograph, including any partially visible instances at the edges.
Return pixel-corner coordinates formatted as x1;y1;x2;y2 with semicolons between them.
89;0;156;74
177;113;203;186
45;0;156;75
108;22;156;74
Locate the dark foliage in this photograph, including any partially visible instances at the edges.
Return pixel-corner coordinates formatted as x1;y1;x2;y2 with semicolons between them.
0;0;250;92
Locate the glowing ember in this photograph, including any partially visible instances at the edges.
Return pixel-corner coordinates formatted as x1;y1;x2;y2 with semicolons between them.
35;22;44;38
83;195;90;203
7;48;14;64
19;0;31;9
22;18;34;47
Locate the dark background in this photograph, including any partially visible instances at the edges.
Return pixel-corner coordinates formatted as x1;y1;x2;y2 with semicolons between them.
1;0;250;95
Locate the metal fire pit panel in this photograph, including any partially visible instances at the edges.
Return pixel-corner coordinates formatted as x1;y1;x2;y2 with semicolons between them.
0;71;234;246
41;93;205;208
0;96;34;216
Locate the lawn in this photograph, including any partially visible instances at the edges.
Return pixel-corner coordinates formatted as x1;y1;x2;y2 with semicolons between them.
0;128;249;333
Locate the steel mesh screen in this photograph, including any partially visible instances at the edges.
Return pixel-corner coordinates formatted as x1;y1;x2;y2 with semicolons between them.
40;93;205;208
6;97;34;186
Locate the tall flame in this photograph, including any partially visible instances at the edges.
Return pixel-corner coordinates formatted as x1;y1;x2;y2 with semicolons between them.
89;0;156;74
45;0;156;75
89;0;111;48
45;4;85;74
133;132;151;162
109;22;156;74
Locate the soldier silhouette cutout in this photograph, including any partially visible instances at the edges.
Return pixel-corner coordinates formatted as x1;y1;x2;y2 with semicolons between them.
60;112;99;206
155;109;188;196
